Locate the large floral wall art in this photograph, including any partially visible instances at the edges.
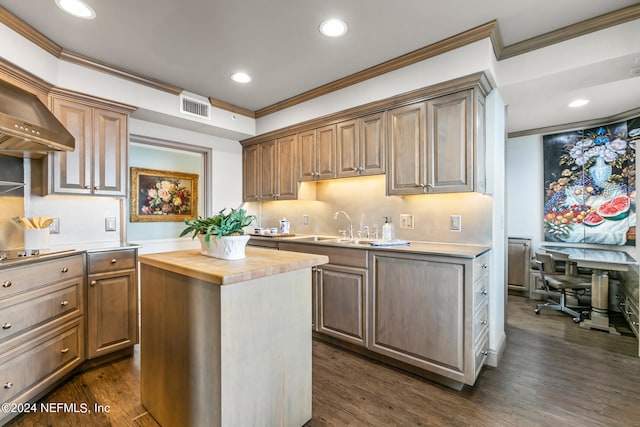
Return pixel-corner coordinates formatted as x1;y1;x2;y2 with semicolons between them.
543;117;638;245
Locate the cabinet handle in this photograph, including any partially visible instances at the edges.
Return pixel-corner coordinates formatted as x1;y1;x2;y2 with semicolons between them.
2;323;11;330
480;320;488;326
1;281;11;288
61;300;69;307
111;259;117;264
481;290;488;295
60;347;69;354
90;280;97;286
481;264;488;269
625;310;633;315
84;185;90;189
3;382;13;389
416;183;425;188
633;321;638;326
61;267;69;273
481;350;489;356
94;186;98;190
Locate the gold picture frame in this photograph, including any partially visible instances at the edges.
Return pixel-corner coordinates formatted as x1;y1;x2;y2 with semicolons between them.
130;167;199;222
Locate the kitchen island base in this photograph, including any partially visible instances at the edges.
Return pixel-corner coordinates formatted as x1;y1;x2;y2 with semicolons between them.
140;265;313;427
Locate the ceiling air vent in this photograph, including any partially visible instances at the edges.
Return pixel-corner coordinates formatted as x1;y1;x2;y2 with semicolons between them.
179;94;211;120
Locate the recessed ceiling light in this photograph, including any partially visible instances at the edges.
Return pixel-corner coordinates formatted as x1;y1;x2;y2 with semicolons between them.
319;19;348;37
230;72;251;83
55;0;96;19
568;99;590;108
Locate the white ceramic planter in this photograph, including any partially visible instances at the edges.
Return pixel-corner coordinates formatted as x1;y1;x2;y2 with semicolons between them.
198;234;250;260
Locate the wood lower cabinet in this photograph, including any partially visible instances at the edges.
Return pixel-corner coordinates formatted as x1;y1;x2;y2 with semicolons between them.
0;254;85;425
86;249;138;359
369;250;490;386
507;237;531;293
39;92;134;197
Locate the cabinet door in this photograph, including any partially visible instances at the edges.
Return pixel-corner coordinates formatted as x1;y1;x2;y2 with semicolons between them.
276;134;298;200
318;264;367;347
387;103;426;195
336;119;359;178
49;97;92;194
86;270;138;359
93;108;127;197
316;124;336;180
370;253;465;374
426;90;473;193
242;144;260;202
259;139;277;200
298;129;316;181
359;112;386;176
507;238;530;290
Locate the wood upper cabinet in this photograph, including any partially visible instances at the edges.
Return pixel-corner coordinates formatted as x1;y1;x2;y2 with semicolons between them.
299;125;336;181
86;249;138;359
44;94;131;197
337;112;386;178
243;134;297;201
387;89;485;195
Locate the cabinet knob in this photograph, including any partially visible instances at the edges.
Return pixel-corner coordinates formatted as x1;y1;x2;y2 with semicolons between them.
3;382;13;389
90;280;97;286
84;185;90;189
60;347;69;354
61;300;69;307
61;267;69;273
480;320;488;326
625;310;633;315
481;264;488;269
481;350;489;356
111;259;117;264
481;290;488;296
94;186;98;190
1;281;11;288
2;323;11;330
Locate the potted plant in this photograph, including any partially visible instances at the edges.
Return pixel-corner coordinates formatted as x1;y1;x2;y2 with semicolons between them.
180;208;257;260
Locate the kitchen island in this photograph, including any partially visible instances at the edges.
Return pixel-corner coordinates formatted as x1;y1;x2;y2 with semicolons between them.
138;247;328;427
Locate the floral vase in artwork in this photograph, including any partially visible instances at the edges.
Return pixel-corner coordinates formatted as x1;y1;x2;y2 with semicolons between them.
589;156;612;187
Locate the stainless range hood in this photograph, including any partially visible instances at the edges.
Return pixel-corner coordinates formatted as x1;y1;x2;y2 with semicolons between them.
0;80;74;157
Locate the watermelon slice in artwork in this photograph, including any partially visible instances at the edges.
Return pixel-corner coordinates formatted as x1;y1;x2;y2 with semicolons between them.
597;195;631;220
583;211;605;226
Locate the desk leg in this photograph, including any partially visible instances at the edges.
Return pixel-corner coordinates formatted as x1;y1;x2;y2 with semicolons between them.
580;269;620;335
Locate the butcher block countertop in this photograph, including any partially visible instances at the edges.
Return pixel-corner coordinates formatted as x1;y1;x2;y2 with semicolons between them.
138;246;328;285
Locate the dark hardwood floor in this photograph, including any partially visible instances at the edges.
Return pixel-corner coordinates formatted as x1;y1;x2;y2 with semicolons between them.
6;295;640;426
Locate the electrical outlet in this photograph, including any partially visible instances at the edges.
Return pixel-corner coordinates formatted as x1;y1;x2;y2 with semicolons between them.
49;218;60;234
450;215;462;232
105;217;117;232
399;214;414;229
303;214;309;225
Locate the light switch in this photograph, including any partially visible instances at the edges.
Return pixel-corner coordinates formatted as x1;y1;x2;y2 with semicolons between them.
400;214;414;229
105;217;117;232
450;215;462;232
49;218;60;234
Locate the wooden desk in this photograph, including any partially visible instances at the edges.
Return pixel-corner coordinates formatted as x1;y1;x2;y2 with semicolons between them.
543;246;637;335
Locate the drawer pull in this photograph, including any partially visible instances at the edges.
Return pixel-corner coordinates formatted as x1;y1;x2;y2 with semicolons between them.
90;280;97;286
111;259;117;264
1;281;11;288
61;300;69;307
60;347;69;354
481;290;488;296
481;264;488;269
633;321;639;326
2;323;11;330
61;267;69;273
480;320;488;326
3;382;13;389
481;350;489;356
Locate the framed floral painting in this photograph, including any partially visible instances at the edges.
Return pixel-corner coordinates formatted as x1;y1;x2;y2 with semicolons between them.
543;117;637;245
130;167;199;222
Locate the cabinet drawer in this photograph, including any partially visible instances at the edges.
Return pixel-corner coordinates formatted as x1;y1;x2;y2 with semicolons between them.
474;274;489;309
0;279;82;343
623;295;639;337
279;243;367;268
0;255;83;299
474;329;489;375
473;252;490;282
473;301;489;343
0;320;82;404
88;249;136;274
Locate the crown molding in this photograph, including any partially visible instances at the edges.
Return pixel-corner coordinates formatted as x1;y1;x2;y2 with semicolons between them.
0;6;61;57
508;107;640;139
208;97;255;119
499;4;640;59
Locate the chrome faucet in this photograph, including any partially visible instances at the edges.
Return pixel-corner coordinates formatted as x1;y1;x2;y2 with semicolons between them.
333;210;353;240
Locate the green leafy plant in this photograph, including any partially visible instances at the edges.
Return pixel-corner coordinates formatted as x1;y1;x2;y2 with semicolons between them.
179;208;256;245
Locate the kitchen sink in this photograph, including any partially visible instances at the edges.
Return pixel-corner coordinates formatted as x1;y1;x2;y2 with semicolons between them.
294;235;338;242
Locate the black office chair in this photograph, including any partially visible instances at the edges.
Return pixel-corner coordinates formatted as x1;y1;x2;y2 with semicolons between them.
533;252;592;323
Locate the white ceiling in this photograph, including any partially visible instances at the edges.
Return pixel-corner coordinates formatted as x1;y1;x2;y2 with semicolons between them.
1;0;639;134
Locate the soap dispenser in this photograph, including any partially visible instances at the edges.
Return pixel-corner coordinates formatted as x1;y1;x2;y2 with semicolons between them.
382;216;394;241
